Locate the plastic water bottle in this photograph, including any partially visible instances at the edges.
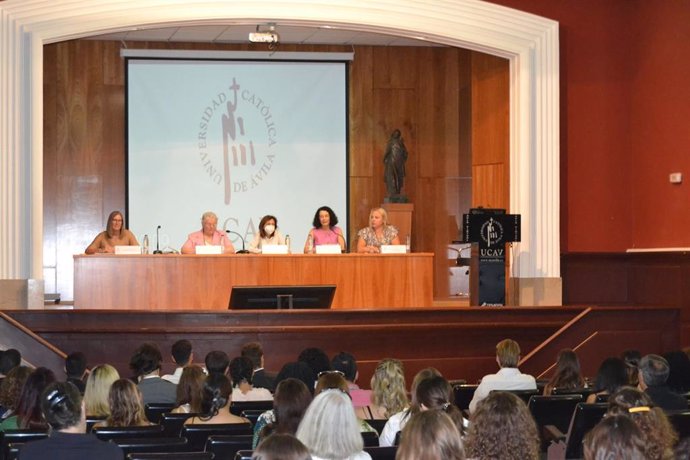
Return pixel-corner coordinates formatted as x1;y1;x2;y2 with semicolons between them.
143;234;149;254
285;234;291;252
307;234;314;253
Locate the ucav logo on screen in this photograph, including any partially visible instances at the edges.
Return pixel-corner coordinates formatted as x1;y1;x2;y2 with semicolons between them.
196;77;279;204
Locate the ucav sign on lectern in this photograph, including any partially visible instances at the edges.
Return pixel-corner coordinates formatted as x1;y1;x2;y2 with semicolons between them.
462;208;521;306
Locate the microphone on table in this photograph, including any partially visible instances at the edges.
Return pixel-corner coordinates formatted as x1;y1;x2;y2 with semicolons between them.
225;229;249;254
153;225;162;254
332;229;347;253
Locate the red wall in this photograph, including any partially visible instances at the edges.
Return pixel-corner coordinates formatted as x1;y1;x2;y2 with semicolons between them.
489;1;690;252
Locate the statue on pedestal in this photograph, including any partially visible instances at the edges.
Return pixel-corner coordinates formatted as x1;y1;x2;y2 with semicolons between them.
383;129;409;203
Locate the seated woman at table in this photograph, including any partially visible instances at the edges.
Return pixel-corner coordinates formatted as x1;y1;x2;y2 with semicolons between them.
356;207;400;254
181;211;235;254
303;205;345;253
248;215;286;253
85;210;139;254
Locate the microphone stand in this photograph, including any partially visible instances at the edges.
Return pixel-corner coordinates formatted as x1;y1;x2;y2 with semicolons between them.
153;225;162;254
226;230;249;254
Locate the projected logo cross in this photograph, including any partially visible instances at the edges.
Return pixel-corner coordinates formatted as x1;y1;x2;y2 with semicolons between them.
222;79;256;205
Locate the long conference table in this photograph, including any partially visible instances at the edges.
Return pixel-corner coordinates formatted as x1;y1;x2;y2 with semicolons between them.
73;253;434;310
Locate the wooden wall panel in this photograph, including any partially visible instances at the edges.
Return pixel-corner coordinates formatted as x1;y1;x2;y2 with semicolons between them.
472;163;505;209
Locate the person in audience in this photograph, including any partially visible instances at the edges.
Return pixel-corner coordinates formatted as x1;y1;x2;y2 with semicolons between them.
396;410;465;460
17;382;123;460
205;350;230;376
298;347;332;380
313;371;376;434
0;349;21;379
181;211;235;254
129;342;176;405
662;350;690;393
0;367;56;431
464;391;539;460
674;436;690;460
162;339;193;385
184;374;248;425
468;339;537;413
356;207;400;254
296;390;372;460
64;352;88;394
95;378;150;428
83;364;120;417
85;210;138;254
0;366;31;420
303;205;345;253
253;433;312;460
248;215;287;253
332;352;371;409
583;414;646;460
274;361;316;395
585;357;629;403
622;349;642;387
606;386;677;460
229;356;273;401
172;365;205;414
254;377;313;448
638;353;688;411
356;358;408;420
543;348;586;395
242;341;276;392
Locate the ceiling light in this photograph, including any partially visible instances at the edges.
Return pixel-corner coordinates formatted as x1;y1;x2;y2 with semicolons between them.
249;24;279;44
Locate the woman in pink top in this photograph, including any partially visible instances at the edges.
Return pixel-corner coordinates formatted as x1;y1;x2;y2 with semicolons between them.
181;211;235;254
303;206;346;253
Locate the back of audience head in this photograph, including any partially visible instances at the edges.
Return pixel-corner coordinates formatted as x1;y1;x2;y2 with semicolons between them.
65;352;87;379
371;358;409;417
261;378;312;441
176;365;205;412
296;390;362;459
275;361;316;394
16;367;57;429
241;342;264;370
638;354;670;388
621;349;642;386
297;347;331;376
546;349;584;393
0;366;32;412
496;339;521;368
130;343;163;377
40;381;84;432
583;414;646;460
171;339;192;367
253;433;311;460
0;348;21;375
414;375;464;435
200;373;232;419
84;364;120;417
606;386;677;460
410;367;442;409
661;350;690;392
107;378;149;427
331;351;357;383
593;357;628;395
229;356;254;387
397;410;465;460
314;371;349;396
465;391;539;460
205;350;230;376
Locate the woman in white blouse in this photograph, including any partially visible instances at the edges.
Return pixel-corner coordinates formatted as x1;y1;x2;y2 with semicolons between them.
249;215;286;253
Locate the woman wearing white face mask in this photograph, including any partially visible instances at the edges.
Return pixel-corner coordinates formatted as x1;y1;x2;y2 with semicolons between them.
248;215;287;253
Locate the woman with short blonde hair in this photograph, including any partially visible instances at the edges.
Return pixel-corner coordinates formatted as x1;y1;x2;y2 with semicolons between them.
356;208;400;254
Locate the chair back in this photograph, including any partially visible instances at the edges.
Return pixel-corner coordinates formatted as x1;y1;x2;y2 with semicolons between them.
364;419;387;435
180;422;252;451
93;424;165;441
564;403;607;459
528;394;583;451
667;410;690;440
229;400;273;416
364;446;398;460
234;450;253;460
492;388;540;405
205;434;253;459
111;436;188;456
144;403;176;424
240;409;264;427
160;412;197;437
86;415;107;433
127;452;214;460
552;387;594;399
1;429;47;460
452;384;478;411
361;431;379;447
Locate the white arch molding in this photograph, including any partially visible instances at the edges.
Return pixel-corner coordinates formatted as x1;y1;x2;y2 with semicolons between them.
0;0;561;305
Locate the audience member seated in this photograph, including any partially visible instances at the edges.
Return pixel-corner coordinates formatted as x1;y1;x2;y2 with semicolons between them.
297;347;332;379
242;342;276;392
0;367;55;431
543;349;586;396
172;365;205;414
254;378;313;448
130;343;177;405
355;358;408;420
0;348;21;392
274;361;316;395
468;339;537;413
314;371;376;434
606;386;677;460
230;356;273;402
18;381;123;460
184;374;248;425
464;391;539;460
64;352;88;394
583;414;646;460
662;350;690;393
162;339;194;385
205;350;230;376
0;366;31;421
585;357;628;404
297;390;372;460
253;433;311;460
638;353;688;411
332;352;371;409
622;349;642;387
396;410;465;460
94;378;151;428
83;364;120;417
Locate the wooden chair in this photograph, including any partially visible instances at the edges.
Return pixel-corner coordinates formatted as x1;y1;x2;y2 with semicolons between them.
159;412;197;437
93;424;165;442
491;388;540;405
452;384;478;411
144;403;176;424
527;394;583;451
229;400;273;416
180;422;252;451
205;434;253;459
545;402;607;460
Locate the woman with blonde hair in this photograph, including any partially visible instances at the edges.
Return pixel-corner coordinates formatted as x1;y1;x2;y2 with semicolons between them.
543;349;586;395
396;410;465;460
83;364;120;417
356;207;400;254
356;358;408;420
97;379;150;427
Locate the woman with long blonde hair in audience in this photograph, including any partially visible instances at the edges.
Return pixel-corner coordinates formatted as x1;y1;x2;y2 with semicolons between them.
543;349;586;395
396;410;465;460
96;378;150;427
355;358;408;420
172;365;205;414
84;364;120;417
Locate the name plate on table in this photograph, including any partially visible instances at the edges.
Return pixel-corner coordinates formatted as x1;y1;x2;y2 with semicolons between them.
114;245;141;255
262;244;288;254
315;244;342;254
195;245;223;255
380;245;407;254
